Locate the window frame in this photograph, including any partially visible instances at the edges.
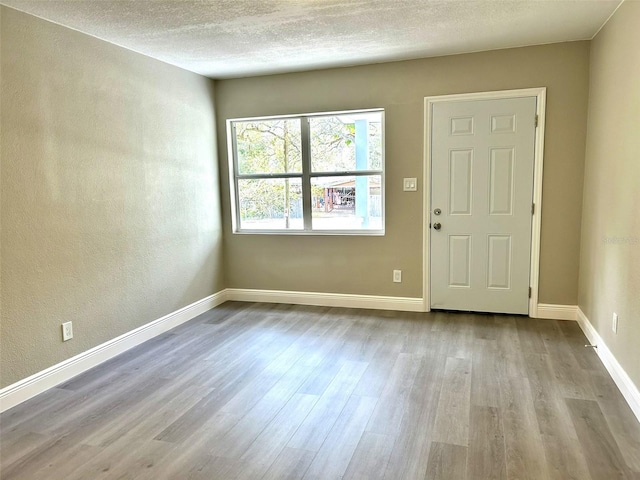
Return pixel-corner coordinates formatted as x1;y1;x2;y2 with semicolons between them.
227;108;385;235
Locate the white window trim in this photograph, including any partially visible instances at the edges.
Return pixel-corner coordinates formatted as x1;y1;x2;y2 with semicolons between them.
226;108;385;236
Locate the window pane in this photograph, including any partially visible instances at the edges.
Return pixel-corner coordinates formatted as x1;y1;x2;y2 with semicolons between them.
311;175;382;230
238;178;303;230
235;119;302;175
310;112;382;173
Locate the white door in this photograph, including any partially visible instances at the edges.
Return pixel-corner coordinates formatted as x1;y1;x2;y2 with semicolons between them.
430;96;536;314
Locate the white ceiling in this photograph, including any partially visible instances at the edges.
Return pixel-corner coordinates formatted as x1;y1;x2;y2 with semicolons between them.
2;0;622;79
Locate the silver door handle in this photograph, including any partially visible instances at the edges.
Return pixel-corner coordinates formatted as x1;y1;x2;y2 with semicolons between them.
433;223;442;231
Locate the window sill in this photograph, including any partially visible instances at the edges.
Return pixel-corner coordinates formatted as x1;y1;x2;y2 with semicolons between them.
232;229;385;236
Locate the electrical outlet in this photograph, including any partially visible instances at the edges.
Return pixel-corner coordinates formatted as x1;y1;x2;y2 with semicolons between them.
612;313;618;334
393;270;402;283
62;321;73;341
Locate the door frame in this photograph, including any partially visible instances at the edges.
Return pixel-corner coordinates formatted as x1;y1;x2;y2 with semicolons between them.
422;87;547;317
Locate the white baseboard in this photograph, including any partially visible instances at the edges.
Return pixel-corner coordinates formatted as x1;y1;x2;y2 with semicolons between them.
0;290;228;413
226;288;424;312
577;307;640;423
535;303;578;320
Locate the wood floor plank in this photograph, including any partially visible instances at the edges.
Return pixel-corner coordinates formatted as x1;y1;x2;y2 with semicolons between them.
2;305;639;480
222;314;345;414
428;310;449;331
166;455;245;480
3;376;127;438
0;431;52;470
589;371;640;472
39;373;171;444
152;377;251;444
286;360;369;452
113;302;275;375
134;412;240;480
296;359;344;396
566;398;633;480
219;341;310;417
470;339;501;408
235;393;319;480
500;375;549;480
365;352;422;435
82;381;214;447
466;406;507;480
525;352;593;480
342;432;396;480
537;320;596;400
556;320;606;372
494;315;528;379
383;353;446;480
516;317;548;354
201;300;253;325
101;439;176;480
472;314;500;341
432;356;472;446
0;437;100;480
301;395;378;480
211;362;316;459
400;312;434;355
352;332;405;397
278;317;353;396
153;322;308;444
444;314;475;360
338;313;384;362
424;441;468;480
0;387;77;434
261;447;317;480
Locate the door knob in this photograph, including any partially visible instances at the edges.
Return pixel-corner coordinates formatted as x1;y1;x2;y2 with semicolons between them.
433;222;442;231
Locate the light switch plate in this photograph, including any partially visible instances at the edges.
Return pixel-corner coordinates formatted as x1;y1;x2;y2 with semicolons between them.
403;178;417;191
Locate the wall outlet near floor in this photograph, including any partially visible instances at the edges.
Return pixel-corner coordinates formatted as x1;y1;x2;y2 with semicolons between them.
612;313;618;334
393;270;402;283
62;321;73;341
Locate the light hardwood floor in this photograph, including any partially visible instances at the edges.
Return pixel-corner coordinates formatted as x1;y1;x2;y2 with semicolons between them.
1;302;640;479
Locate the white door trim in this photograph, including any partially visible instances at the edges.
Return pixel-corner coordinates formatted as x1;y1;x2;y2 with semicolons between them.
423;87;547;316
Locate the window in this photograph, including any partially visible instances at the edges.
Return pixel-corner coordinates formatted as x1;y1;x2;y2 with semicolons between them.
228;109;384;234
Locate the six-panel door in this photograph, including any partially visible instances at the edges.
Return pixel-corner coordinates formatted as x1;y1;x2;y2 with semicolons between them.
430;97;536;314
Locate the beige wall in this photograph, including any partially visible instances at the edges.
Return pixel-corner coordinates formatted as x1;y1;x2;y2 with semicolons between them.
0;7;223;387
216;42;590;304
579;1;640;388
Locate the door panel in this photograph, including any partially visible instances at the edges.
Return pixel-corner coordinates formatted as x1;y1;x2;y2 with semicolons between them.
489;147;514;215
449;149;473;215
430;96;536;314
487;234;512;289
449;235;472;287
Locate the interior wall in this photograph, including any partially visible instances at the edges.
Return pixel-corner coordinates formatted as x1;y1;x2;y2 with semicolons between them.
0;7;223;388
579;1;640;389
216;42;590;304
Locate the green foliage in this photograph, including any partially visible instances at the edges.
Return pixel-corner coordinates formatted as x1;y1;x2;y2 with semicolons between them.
238;179;302;221
236;119;302;175
235;114;382;224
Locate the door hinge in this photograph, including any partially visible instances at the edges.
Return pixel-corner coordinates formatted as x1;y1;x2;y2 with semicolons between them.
529;287;532;298
531;203;535;215
535;114;539;127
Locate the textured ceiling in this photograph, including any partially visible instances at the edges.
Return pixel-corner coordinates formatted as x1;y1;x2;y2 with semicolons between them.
1;0;621;78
